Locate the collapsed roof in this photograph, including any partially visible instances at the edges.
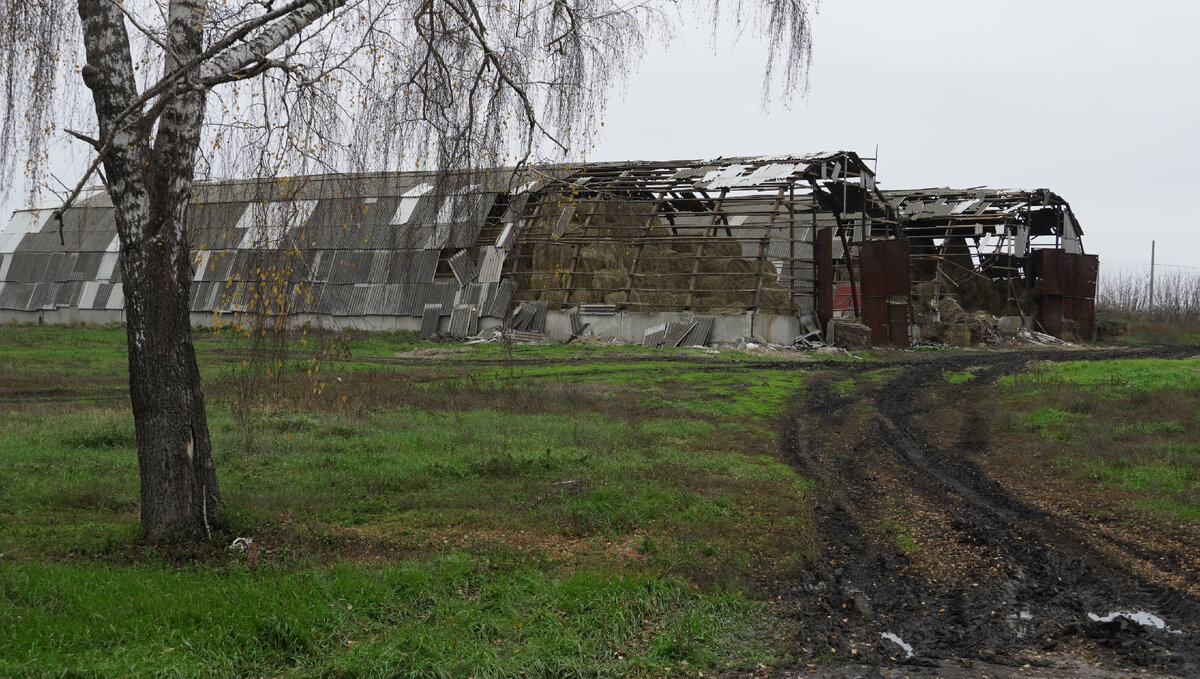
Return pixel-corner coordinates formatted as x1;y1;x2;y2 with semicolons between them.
0;154;1097;343
0;153;879;323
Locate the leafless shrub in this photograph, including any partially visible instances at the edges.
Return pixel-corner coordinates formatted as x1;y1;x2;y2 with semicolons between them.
1098;267;1200;322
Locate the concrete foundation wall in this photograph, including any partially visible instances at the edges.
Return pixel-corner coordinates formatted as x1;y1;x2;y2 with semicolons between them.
2;308;803;346
557;310;800;344
0;308;126;325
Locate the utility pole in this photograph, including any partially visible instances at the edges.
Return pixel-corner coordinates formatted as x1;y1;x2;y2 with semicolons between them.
1149;240;1156;310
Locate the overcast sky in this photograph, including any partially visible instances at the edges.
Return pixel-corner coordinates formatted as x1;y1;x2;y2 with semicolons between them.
5;1;1196;276
594;0;1200;273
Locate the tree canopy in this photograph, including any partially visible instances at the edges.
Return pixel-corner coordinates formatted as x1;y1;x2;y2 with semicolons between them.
0;0;815;541
2;0;813;206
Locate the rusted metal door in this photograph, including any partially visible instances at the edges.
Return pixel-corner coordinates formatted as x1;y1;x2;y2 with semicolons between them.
1033;250;1098;339
859;239;911;346
816;227;834;330
1032;249;1065;337
1064;254;1099;340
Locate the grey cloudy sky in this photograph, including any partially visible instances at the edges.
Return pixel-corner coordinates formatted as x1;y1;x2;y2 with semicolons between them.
594;0;1200;274
6;1;1195;277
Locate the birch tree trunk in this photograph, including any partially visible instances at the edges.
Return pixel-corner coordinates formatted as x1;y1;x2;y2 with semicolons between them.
79;0;220;541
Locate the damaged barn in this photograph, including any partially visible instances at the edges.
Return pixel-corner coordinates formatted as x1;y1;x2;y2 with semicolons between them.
874;188;1099;345
0;154;1097;347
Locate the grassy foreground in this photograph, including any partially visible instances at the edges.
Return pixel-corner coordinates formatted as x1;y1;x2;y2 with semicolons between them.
0;324;814;678
992;357;1200;524
4;324;1197;677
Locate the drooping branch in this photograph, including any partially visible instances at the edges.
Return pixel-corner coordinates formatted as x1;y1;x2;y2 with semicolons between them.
48;0;351;227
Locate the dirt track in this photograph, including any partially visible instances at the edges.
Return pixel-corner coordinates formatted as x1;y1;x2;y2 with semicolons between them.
746;347;1200;679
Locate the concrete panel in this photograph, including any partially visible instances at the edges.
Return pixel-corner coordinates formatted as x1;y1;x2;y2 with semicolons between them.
549;310;798;345
751;313;801;344
0;307;124;325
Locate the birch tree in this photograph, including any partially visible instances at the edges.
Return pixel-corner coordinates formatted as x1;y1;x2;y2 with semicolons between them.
0;0;815;541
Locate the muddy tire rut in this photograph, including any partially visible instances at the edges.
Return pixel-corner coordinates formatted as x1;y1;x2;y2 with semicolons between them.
767;347;1200;678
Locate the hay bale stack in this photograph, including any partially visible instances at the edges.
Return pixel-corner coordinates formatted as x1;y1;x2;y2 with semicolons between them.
938;323;978;347
833;321;872;350
518;198;797;313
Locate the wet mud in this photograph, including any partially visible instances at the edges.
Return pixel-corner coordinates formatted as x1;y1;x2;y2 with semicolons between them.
749;347;1200;678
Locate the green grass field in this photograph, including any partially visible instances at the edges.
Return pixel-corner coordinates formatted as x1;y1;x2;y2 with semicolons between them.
0;324;813;678
3;325;1197;677
996;357;1200;524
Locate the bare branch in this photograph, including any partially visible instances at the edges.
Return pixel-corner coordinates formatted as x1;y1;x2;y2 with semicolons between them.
65;128;102;150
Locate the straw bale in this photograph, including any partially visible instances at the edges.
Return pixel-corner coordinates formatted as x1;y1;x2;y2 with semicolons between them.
758;288;792;312
568;288;606;305
580;243;630;268
636;273;689;294
636;244;685;275
707;240;743;259
630;290;689;310
938;323;976;347
603;292;628;306
700;256;753;275
582;269;628;293
529;272;567;296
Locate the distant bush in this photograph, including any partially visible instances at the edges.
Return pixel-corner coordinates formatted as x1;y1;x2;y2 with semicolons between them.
1099;268;1200;320
1097;268;1200;345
